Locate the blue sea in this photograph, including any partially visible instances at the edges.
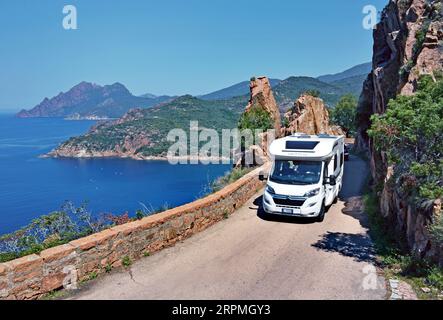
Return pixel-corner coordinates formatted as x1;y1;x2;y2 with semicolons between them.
0;114;230;235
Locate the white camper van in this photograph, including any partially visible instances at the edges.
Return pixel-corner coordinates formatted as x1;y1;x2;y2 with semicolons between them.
259;133;345;222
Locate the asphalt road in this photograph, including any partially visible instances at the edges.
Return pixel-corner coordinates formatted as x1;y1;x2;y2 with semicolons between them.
68;155;386;300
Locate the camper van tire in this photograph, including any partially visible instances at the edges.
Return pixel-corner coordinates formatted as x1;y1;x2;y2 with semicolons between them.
316;202;326;222
333;194;338;204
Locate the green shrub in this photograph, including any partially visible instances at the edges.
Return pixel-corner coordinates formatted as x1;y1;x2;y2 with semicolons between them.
86;271;98;281
330;94;357;136
122;256;132;267
0;202;102;263
211;167;254;193
0;202;144;263
364;189;443;297
304;89;320;97
413;21;431;56
399;60;415;79
135;210;145;220
368;75;443;202
281;117;290;128
426;267;443;290
430;214;443;243
105;264;112;273
238;104;274;132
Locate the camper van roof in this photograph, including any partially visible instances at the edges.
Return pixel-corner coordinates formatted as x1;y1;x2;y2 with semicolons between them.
269;133;344;161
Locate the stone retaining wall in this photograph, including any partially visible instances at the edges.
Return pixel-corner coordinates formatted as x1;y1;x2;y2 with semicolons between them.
0;165;268;300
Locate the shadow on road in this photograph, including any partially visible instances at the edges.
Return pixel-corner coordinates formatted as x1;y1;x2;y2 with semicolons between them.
339;154;368;201
339;153;371;229
253;152;377;263
311;232;376;263
313;153;375;262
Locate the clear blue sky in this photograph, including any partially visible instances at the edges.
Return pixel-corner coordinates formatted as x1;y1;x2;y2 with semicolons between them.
0;0;387;111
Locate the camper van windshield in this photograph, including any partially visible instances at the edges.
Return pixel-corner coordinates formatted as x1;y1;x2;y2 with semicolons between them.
270;160;322;185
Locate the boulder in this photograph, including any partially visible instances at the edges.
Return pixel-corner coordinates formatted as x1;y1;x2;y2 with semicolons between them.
283;94;344;136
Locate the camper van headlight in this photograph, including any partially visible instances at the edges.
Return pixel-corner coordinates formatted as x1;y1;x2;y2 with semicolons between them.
304;188;320;198
266;185;276;195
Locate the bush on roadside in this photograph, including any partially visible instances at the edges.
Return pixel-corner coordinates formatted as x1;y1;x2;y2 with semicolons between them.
0;202;162;263
211;167;254;193
330;94;357;137
368;74;443;202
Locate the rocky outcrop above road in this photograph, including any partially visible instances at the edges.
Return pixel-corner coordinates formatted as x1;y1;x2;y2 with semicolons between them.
237;77;282;166
245;77;282;133
355;0;443;264
356;0;443;154
283;94;344;136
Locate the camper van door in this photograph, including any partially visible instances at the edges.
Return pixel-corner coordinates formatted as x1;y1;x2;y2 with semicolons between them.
324;160;333;206
324;152;340;206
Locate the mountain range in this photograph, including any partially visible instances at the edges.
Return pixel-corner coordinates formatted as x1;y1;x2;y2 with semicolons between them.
17;63;370;119
16;82;174;119
317;62;371;83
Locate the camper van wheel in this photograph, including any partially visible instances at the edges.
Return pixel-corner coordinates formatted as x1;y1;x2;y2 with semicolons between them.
333;194;338;204
317;203;326;222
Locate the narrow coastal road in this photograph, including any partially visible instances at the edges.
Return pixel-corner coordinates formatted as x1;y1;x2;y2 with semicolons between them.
68;155;386;300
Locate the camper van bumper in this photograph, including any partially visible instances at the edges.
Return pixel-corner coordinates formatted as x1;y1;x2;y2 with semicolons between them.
262;193;323;217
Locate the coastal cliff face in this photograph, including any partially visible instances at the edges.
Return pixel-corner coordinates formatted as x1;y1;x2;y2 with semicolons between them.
283;94;344;136
47;95;244;159
355;0;443;263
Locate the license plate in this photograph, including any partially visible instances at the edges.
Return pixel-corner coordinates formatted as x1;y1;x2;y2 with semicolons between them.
282;208;294;214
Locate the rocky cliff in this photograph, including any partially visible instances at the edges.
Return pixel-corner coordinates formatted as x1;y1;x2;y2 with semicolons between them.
356;0;442;155
245;77;282;133
17;82;173;119
355;0;443;263
283;94;344;136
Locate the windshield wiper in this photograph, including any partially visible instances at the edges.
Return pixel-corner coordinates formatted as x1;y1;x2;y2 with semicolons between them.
289;181;311;185
270;177;312;185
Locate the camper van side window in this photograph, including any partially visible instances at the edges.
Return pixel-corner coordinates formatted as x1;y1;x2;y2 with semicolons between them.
333;154;338;172
324;162;328;180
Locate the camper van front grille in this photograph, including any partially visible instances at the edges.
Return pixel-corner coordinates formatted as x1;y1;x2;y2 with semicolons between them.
272;196;306;207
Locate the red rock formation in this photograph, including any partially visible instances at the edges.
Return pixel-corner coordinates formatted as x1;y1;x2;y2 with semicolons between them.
283;94;344;136
245;76;281;134
236;77;282;166
356;0;443;155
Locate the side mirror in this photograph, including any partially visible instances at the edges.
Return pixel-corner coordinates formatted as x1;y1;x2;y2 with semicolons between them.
259;172;268;181
324;175;336;186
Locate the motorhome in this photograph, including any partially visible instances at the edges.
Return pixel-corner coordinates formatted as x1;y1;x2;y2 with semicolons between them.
259;133;345;222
